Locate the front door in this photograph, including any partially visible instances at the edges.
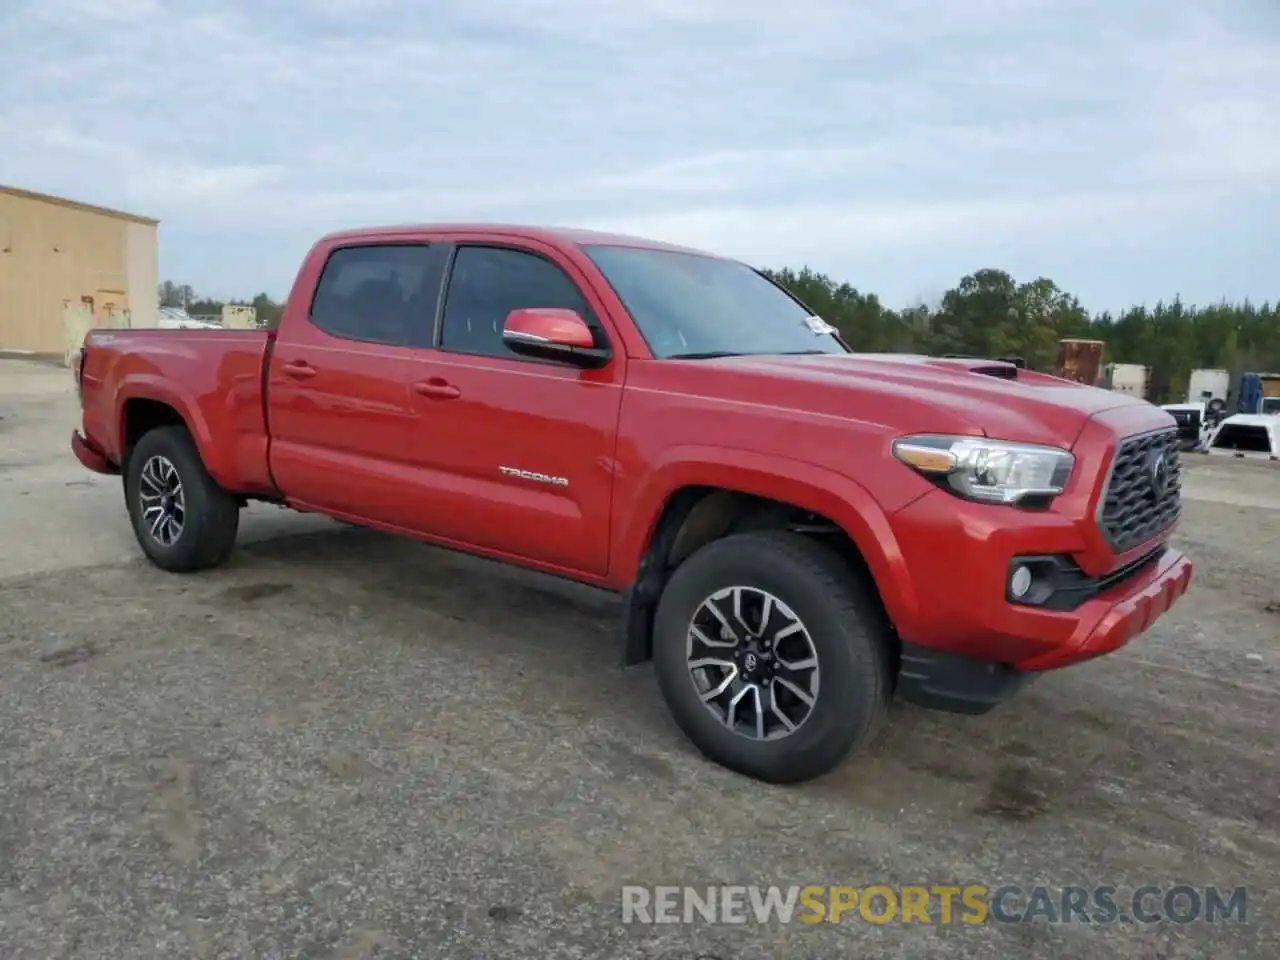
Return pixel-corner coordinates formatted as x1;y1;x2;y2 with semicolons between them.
402;241;625;577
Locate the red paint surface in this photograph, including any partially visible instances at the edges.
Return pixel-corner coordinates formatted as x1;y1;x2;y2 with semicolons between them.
73;224;1192;671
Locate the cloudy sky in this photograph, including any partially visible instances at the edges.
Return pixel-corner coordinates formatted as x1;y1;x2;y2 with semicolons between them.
1;0;1276;311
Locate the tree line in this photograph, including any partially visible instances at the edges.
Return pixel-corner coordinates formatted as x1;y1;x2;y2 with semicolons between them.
763;267;1276;404
158;281;283;327
161;266;1277;405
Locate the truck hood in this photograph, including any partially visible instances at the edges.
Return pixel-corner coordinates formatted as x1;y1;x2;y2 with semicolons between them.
665;353;1153;448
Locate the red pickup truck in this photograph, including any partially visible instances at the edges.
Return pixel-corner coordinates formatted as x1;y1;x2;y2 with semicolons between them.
71;224;1193;783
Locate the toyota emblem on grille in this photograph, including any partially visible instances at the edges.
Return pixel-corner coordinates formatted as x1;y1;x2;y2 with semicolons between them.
1146;448;1169;499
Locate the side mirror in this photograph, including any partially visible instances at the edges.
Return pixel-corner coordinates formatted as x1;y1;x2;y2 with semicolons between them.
502;308;610;368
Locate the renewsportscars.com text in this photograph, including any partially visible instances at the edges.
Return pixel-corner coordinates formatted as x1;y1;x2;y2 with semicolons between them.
621;884;1248;926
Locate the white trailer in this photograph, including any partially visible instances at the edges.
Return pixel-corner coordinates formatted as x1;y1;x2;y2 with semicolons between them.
1187;368;1230;412
1102;362;1148;398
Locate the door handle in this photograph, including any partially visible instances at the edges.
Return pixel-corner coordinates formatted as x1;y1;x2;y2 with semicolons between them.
413;379;461;400
281;360;317;379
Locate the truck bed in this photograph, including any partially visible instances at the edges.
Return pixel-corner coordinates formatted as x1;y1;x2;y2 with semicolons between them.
78;327;279;495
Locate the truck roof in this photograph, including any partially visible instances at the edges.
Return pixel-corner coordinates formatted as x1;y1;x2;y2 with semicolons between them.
316;223;723;258
1220;413;1278;428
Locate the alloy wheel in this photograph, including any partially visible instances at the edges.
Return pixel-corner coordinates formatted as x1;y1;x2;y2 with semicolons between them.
138;454;186;546
685;585;821;741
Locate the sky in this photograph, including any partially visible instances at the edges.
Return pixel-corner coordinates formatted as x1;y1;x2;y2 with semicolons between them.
1;0;1277;313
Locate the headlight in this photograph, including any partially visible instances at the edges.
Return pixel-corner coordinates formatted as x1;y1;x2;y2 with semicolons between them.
891;434;1074;506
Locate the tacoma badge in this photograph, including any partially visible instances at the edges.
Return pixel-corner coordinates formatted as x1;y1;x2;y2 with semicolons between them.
499;466;569;487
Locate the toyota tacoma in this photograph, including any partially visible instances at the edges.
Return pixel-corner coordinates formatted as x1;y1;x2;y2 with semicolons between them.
71;224;1193;783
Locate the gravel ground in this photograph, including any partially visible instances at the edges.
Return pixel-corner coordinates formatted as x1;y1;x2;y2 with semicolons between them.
1;358;1277;959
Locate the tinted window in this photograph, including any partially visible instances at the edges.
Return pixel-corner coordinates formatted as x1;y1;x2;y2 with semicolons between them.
310;244;441;346
440;245;603;358
583;245;848;359
1212;424;1273;453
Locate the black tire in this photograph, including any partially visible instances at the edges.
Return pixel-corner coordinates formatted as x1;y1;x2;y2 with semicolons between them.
124;426;240;572
652;530;892;784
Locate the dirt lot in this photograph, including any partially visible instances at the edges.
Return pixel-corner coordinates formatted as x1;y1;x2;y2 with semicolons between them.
1;357;1277;959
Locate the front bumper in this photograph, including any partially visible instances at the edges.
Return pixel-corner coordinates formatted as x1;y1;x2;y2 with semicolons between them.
71;430;117;475
895;548;1191;714
884;486;1192;678
1015;546;1191;670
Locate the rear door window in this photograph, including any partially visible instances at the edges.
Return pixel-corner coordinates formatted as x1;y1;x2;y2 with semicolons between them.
309;244;446;347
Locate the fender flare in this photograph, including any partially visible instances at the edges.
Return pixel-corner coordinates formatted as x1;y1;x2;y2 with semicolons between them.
113;375;234;487
614;444;920;631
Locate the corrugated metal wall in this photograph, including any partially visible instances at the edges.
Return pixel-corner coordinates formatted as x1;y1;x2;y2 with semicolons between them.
60;302;133;366
0;188;157;358
124;220;157;329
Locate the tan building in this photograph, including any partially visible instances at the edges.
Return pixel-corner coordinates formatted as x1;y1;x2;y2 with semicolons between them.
0;184;158;361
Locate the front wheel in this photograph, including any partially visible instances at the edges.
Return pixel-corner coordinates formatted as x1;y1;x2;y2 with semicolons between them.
124;426;240;572
652;530;892;784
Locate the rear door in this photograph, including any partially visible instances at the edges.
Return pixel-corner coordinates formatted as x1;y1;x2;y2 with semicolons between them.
399;239;626;576
266;240;450;523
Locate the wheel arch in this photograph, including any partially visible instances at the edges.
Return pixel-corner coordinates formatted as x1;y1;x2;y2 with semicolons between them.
121;420;243;572
120;398;186;471
114;379;228;484
618;449;917;667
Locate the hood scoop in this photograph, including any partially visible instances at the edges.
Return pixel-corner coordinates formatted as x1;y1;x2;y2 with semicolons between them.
931;356;1020;380
972;363;1018;380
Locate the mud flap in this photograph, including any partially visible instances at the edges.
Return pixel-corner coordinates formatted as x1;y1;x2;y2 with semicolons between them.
621;586;655;668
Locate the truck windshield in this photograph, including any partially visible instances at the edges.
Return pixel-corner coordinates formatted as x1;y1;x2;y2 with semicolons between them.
582;245;848;360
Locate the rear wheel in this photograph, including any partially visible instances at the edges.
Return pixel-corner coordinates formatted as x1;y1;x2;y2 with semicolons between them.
652;530;892;784
124;426;240;572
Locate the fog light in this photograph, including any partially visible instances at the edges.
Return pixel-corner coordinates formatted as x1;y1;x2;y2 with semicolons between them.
1010;565;1033;599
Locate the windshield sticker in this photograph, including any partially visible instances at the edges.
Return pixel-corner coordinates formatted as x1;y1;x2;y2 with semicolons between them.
804;315;838;335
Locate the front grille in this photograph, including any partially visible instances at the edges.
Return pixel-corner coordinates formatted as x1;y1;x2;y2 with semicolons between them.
1097;428;1182;553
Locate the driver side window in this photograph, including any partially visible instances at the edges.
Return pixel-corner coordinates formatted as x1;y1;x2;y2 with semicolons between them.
439;245;605;359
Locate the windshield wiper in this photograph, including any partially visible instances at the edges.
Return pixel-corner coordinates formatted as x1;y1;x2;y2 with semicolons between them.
665;351;745;360
774;350;830;355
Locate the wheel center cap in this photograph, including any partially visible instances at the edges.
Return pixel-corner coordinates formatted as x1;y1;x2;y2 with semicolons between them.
743;652;759;673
